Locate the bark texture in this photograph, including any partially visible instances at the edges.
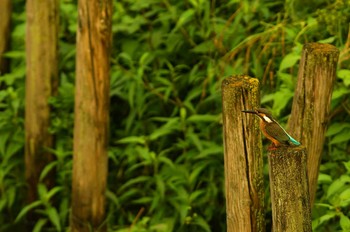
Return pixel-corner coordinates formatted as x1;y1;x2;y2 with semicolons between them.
222;75;265;232
268;146;311;232
0;0;12;74
288;43;339;205
25;0;58;213
71;1;112;231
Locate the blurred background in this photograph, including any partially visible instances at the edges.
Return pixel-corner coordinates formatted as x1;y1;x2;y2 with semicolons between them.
1;0;350;231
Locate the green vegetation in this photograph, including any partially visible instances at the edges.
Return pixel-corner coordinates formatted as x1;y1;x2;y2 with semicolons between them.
1;0;350;231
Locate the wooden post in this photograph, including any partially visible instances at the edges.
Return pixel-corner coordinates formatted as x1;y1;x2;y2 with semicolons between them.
25;0;58;222
0;0;11;75
222;75;265;232
288;43;339;205
268;147;311;232
71;0;112;231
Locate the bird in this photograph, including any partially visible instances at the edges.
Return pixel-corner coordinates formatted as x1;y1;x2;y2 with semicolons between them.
242;108;301;147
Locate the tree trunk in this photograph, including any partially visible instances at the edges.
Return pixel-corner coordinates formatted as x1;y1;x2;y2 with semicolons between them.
0;0;12;75
268;147;311;232
25;0;59;224
222;75;265;232
70;1;112;231
288;43;339;206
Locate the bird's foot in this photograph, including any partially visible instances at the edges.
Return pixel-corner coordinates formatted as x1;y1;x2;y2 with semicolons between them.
268;144;278;151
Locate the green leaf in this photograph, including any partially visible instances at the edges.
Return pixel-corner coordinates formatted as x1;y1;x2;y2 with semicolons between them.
329;129;350;144
118;189;139;202
3;50;25;59
37;184;48;201
187;114;219;122
5;141;23;159
190;190;205;202
191;40;214;53
261;93;275;104
7;186;16;208
0;197;7;211
0;132;10;157
158;156;175;168
149;218;175;232
149;118;179;141
119;176;151;193
179;204;190;224
128;81;136;109
149;127;174;141
149;194;161;213
326;123;350;136
33;219;48;232
116;136;146;145
0;90;8;103
12;22;26;38
340;213;350;231
1;161;21;178
187;132;203;151
272;87;294;116
46;206;61;231
313;203;335;210
318;173;332;184
39;161;58;182
155;174;165;199
47;186;63;201
1;66;25;85
277;72;294;89
327;175;350;199
312;211;337;230
196;144;223;158
279;53;300;71
15;201;42;222
343;161;350;174
318;37;336;43
332;86;350;100
338;69;350;87
132;196;153;204
174;9;195;31
339;188;350;207
139;52;154;67
180;107;187;121
193;215;211;232
106;190;121;208
189;164;207;185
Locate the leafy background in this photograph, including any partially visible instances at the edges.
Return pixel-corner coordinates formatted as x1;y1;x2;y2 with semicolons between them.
1;0;350;231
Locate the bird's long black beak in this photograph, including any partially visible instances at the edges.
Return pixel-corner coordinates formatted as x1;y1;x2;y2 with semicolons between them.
242;109;256;114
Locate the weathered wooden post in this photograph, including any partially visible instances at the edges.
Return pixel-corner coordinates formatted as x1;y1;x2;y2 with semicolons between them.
71;0;112;231
0;0;11;75
268;147;312;232
222;75;265;232
288;43;339;205
25;0;58;225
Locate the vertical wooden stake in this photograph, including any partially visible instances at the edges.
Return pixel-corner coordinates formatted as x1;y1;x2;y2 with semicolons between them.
0;0;11;75
288;43;339;205
268;147;311;232
25;0;58;224
71;1;112;231
222;75;265;232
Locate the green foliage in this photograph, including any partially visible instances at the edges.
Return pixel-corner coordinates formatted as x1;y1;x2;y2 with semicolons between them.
1;0;350;231
15;184;64;231
0;1;26;231
313;163;350;231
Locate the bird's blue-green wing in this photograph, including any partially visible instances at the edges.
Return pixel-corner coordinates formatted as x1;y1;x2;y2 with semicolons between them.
264;123;290;144
274;121;301;146
286;134;301;145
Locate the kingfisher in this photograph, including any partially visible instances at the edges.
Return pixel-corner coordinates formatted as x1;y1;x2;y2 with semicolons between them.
242;108;301;147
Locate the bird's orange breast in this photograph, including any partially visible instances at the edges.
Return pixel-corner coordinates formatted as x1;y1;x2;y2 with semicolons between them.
260;121;281;146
